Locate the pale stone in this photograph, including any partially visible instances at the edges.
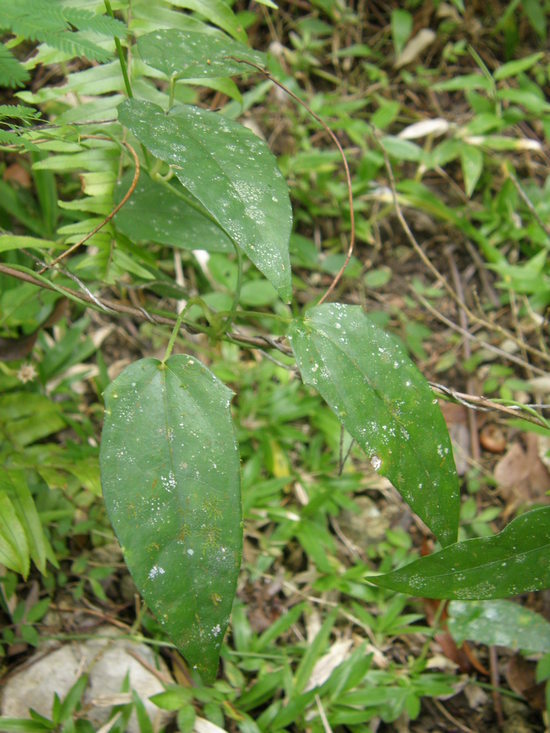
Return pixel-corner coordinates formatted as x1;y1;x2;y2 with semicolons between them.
1;628;172;732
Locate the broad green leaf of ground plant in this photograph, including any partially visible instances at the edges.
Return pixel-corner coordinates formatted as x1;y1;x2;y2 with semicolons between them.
460;145;483;198
370;506;550;599
114;171;233;253
2;470;48;575
100;355;242;682
448;599;550;653
138;29;265;80
0;492;30;577
119;99;292;302
288;303;460;547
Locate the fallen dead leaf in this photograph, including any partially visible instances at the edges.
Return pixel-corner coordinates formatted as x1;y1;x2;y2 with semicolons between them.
304;638;353;691
494;433;550;511
506;654;546;711
3;162;31;188
394;29;436;68
440;401;470;475
480;423;507;453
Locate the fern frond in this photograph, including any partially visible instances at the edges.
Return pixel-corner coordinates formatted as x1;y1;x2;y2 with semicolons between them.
0;128;39;151
0;130;20;144
62;8;127;38
0;104;41;123
2;0;68;40
2;0;117;63
0;44;30;88
45;31;113;63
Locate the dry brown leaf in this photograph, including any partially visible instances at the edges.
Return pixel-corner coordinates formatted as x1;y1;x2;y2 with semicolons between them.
394;29;436;68
440;402;470;475
506;654;546;711
479;423;507;453
494;434;550;507
304;639;353;691
3;162;31;188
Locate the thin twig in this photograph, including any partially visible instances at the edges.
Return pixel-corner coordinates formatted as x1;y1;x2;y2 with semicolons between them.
431;698;477;733
377;137;550;365
507;169;550;240
445;246;481;463
3;261;548;427
38;141;140;274
431;382;549;429
315;694;334;733
412;288;548;378
230;57;355;304
489;645;504;728
0;263;289;353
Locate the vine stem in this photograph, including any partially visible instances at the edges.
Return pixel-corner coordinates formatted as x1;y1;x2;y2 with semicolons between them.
37;140;140;274
378;136;550;366
163;308;188;362
225;243;243;333
230;58;355;304
104;0;133;99
2;262;548;429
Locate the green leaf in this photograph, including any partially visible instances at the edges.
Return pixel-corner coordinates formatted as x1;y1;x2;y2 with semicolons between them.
2;471;48;575
288;304;459;547
100;355;242;682
0;493;30;577
433;74;492;92
150;686;192;711
391;10;413;57
448;599;550;653
132;690;154;733
522;0;546;38
58;675;88;723
0;235;60;253
177;706;196;733
0;391;66;448
0;719;51;732
494;52;544;80
168;0;247;41
460;145;483;197
0;44;30;88
118;99;292;302
380;136;423;162
496;88;550;114
138;29;264;79
370;507;550;599
114;171;233;253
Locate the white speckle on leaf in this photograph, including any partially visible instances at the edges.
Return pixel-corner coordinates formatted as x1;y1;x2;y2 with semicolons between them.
161;471;177;492
149;565;165;580
370;455;382;471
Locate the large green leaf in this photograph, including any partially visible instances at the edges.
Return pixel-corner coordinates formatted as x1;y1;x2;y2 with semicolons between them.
100;355;242;682
448;599;550;653
118;99;292;301
288;303;459;546
138;29;265;79
114;171;233;253
0;392;65;447
369;507;550;599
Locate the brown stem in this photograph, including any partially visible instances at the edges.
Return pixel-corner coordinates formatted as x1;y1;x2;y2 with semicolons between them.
37;141;140;274
229;57;355;304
